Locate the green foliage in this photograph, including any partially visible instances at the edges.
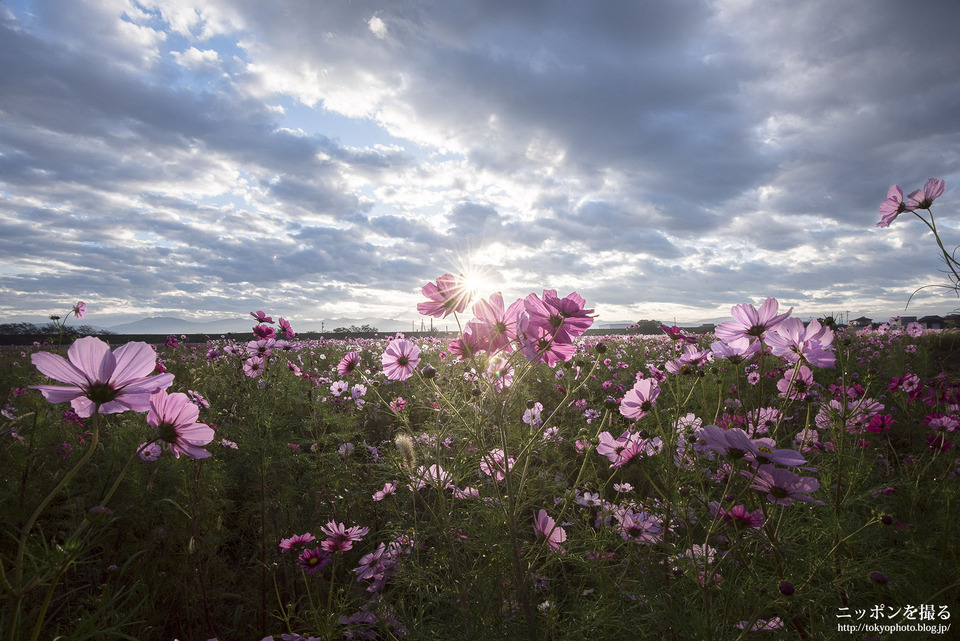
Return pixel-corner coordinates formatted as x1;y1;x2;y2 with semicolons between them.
1;328;958;640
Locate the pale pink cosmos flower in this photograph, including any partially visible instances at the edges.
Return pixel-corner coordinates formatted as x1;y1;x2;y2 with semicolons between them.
620;378;660;420
243;356;265;378
471;292;524;353
714;298;793;342
381;339;420;381
31;336;174;417
777;365;814;400
710;337;760;364
372;481;398;501
665;344;711;374
533;509;566;553
906;177;946;210
338;352;361;376
742;464;824;506
766;318;835;368
876;184;913;228
138;442;162;461
480;448;515;482
484;353;514;390
147;390;215;459
416;273;474;318
617;508;661;544
72;301;86;320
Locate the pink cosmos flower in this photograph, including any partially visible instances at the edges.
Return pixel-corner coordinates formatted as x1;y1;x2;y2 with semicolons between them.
484;354;514;390
777;365;814;400
320;520;370;552
617;508;661;544
250;310;274;324
471;292;524;353
533;509;567;553
596;430;662;467
480;448;515;482
72;301;86;320
338;352;361;376
278;317;295;339
660;323;699;344
742;464;824;506
517;317;577;366
252;324;276;340
416;273;474;318
31;336;174;417
279;532;316;553
620;378;660;420
710;337;761;364
876;185;913;228
138;442;161;461
665;344;711;374
147;390;215;459
523;290;594;344
766;318;835;368
447;323;486;360
372;481;397;501
715;298;793;342
243;356;265;378
710;502;765;530
381;339;420;381
906;177;945;210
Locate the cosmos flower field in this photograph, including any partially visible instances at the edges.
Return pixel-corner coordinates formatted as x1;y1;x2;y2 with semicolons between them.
2;286;959;641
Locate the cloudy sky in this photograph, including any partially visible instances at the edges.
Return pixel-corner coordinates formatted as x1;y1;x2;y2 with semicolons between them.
2;0;960;331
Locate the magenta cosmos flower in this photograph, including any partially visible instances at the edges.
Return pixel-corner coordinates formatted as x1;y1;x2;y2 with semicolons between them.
147;390;215;459
31;336;174;417
381;339;420;381
416;273;474;318
279;532;316;553
250;310;274;324
320;520;370;552
715;297;792;342
524;290;594;344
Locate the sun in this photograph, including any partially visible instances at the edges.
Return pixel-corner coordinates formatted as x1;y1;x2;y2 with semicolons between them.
456;264;500;304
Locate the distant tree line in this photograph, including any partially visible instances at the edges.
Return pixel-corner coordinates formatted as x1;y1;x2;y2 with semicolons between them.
330;324;379;333
0;322;112;338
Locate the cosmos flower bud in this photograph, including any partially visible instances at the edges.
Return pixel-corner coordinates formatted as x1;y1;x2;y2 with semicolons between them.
869;571;888;585
778;580;795;596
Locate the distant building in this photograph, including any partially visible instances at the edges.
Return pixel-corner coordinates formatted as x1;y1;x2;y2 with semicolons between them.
918;315;945;329
850;316;873;328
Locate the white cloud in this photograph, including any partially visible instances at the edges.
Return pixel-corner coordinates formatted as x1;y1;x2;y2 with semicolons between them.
2;0;960;328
